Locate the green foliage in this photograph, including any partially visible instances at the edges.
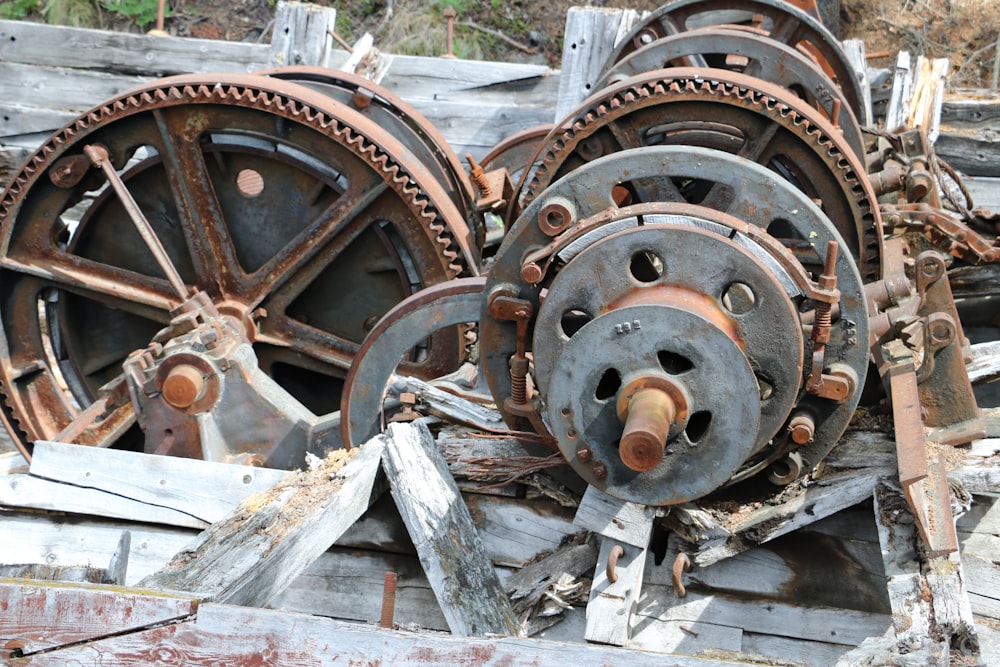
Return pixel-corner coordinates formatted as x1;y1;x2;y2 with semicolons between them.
45;0;98;26
0;0;41;20
98;0;166;28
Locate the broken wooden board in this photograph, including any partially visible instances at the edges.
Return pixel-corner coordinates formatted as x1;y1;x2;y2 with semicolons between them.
381;421;519;637
2;589;756;666
138;438;383;607
0;440;290;529
267;1;336;69
0;579;199;656
874;478;979;663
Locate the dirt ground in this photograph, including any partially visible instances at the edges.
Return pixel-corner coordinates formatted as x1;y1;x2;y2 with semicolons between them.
92;0;1000;89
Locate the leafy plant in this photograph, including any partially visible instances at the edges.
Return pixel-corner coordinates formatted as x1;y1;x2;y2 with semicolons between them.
0;0;42;20
45;0;98;27
98;0;165;28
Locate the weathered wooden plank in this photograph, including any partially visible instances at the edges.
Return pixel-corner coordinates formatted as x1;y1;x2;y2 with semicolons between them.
964;175;1000;211
267;1;336;69
382;54;554;102
634;586;890;646
0;473;208;530
942;97;1000;129
0;104;78;138
969;341;1000;384
381;422;519;637
937;131;1000;177
0;19;268;75
741;632;855;667
648;532;890;615
842;39;873;126
138;439;383;606
14;596;752;666
573;485;657;548
0;510;194;585
269;546;451;631
0;451;27;474
630;618;743;657
0;579;198;655
554;7;639;121
465;494;579;568
585;536;648;646
23;440;290;527
403;98;557;160
885;51;913;131
963;555;1000;620
692;468;889;566
0;61;149;114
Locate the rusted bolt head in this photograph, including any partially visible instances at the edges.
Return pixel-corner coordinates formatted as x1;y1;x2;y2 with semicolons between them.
162;364;205;409
787;413;815;445
577;447;592;463
521;262;544;284
592;461;608;479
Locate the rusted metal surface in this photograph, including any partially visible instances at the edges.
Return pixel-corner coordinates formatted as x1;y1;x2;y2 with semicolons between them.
0;73;476;456
596;26;865;158
514;67;882;282
601;0;870;125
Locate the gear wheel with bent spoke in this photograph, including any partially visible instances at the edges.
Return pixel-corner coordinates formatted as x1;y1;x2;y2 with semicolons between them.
0;74;476;457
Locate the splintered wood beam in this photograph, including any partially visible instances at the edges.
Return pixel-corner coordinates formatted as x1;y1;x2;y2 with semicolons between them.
137;438;384;607
873;479;979;663
381;422;520;637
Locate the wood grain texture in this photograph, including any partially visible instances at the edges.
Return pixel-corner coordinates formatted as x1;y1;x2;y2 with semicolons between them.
138;438;383;606
13;598;756;666
381;422;519;637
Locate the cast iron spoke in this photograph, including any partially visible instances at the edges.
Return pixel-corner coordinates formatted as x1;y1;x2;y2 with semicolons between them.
243;175;390;309
153;107;241;297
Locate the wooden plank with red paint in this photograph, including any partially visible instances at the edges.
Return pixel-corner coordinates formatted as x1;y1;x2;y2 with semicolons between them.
12;600;750;666
0;579;198;656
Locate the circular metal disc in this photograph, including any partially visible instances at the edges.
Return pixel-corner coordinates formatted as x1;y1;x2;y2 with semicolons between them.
533;222;803;457
546;302;760;505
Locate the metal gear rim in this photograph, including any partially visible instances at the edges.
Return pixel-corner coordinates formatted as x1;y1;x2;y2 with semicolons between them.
0;73;475;456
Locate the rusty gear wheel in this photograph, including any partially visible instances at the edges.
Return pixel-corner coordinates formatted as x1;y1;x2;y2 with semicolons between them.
0;74;476;456
516;68;882;281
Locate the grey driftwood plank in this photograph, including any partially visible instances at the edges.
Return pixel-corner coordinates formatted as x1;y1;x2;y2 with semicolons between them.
138;438;383;606
381;421;519;637
0;509;194;585
573;485;657;547
554;7;639;121
25;440;290;526
0;19;268;75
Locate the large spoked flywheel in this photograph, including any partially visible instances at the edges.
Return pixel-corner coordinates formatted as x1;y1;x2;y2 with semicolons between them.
0;74;476;455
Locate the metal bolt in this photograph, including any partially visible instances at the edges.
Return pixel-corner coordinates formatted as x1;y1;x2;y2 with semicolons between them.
576;447;592;463
787;413;816;445
380;571;398;629
443;7;457;59
592;461;608;479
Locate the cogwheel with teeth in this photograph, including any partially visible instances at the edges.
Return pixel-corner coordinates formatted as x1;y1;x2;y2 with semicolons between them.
0;74;476;455
516;68;883;282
